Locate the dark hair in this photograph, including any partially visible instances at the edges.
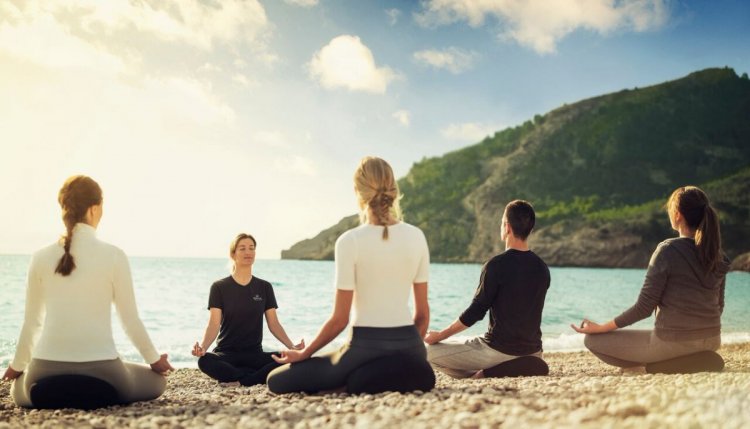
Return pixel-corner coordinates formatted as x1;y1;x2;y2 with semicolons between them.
504;200;535;240
55;175;103;276
667;186;722;272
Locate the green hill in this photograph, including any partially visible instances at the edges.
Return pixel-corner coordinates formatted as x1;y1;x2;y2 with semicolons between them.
282;68;750;268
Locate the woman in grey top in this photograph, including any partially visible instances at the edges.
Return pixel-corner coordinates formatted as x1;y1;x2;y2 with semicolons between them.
572;186;730;369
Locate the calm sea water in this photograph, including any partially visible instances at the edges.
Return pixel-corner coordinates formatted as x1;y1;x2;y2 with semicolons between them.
1;255;749;367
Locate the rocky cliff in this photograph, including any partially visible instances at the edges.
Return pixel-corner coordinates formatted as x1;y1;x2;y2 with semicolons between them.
282;68;750;269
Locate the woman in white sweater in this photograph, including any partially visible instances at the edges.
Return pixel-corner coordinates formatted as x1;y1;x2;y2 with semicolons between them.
2;175;173;407
267;156;432;393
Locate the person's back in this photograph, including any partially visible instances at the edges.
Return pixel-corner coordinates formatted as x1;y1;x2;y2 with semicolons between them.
573;185;729;372
337;222;428;328
473;249;550;355
425;200;551;379
31;225;147;362
4;175;172;408
267;156;434;394
614;237;729;342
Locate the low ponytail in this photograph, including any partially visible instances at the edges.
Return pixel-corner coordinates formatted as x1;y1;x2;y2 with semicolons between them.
667;186;722;273
695;205;722;273
55;210;78;275
54;175;103;276
369;192;395;240
353;157;402;240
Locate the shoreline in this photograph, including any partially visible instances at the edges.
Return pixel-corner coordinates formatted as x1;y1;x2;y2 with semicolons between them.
2;343;748;428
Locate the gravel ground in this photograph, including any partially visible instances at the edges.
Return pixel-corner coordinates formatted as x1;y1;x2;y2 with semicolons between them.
1;342;748;429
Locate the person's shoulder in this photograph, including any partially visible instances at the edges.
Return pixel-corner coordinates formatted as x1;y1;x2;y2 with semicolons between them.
252;276;272;288
30;242;64;267
336;225;365;245
396;222;427;240
653;237;685;257
211;276;234;288
527;249;549;266
487;250;515;264
33;241;63;258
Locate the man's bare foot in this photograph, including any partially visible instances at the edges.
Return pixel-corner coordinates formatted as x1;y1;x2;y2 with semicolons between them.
471;370;484;379
219;381;241;387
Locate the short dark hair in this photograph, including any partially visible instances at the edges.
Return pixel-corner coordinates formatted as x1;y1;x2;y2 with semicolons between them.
505;200;535;240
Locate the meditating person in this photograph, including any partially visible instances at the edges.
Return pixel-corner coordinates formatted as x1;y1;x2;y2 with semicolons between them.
572;186;730;372
267;156;433;394
2;175;173;408
425;200;551;378
192;233;303;386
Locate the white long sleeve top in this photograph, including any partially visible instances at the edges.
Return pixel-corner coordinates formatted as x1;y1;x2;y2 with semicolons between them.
10;223;160;371
335;222;430;327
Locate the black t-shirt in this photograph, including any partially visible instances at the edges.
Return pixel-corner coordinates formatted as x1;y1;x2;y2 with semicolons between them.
459;249;550;356
208;275;278;352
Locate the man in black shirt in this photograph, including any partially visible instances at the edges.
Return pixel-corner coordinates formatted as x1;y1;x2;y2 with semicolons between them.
425;200;550;378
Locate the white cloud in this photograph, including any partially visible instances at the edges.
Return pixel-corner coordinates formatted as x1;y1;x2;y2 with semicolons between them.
386;8;401;26
232;73;255;88
0;0;274;78
441;122;502;142
0;5;125;73
198;63;223;73
284;0;320;7
413;47;479;74
308;35;396;94
77;0;271;51
415;0;670;54
273;156;318;177
393;110;411;126
252;131;289;148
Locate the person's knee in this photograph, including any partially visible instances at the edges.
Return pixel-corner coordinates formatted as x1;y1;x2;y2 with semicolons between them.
197;354;215;373
425;344;437;363
583;334;599;352
265;366;290;394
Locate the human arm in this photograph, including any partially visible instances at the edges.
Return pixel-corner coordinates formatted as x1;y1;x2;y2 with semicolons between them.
612;243;670;328
9;254;45;374
413;282;429;338
111;249;162;367
424;318;469;345
272;289;352;364
457;261;500;328
192;307;222;357
265;308;304;350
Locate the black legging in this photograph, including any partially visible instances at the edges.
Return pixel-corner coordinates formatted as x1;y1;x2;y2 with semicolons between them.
198;349;279;386
267;325;428;394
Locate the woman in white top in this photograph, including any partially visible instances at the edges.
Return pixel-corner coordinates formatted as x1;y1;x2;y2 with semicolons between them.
2;175;172;407
267;156;432;394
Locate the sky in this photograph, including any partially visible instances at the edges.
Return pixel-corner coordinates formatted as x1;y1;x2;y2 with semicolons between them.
1;0;748;259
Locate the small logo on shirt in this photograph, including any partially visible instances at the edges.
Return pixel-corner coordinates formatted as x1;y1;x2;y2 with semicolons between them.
252;294;263;301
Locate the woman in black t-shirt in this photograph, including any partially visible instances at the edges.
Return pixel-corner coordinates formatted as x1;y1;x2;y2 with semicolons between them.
191;233;303;386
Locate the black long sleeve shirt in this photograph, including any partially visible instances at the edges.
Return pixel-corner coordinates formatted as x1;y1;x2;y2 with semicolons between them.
459;249;550;356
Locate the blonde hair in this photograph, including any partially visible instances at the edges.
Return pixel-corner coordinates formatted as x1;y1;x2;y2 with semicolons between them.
354;156;402;240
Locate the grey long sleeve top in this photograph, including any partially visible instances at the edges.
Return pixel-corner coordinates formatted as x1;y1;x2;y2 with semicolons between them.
614;237;730;341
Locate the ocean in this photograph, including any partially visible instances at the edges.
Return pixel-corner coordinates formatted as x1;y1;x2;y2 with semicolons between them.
1;255;749;367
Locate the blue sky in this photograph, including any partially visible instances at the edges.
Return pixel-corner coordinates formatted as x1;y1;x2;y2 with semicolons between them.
0;0;748;259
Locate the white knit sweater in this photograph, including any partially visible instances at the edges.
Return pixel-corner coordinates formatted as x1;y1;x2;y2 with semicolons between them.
10;223;160;371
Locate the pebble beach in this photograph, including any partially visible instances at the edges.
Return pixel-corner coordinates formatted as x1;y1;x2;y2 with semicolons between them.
1;342;748;429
